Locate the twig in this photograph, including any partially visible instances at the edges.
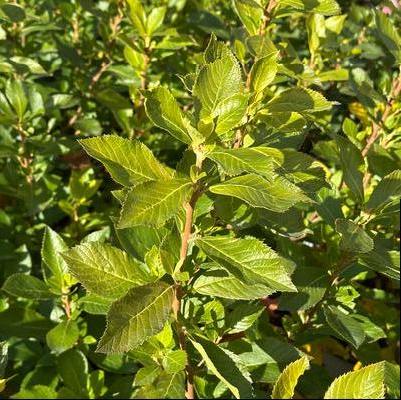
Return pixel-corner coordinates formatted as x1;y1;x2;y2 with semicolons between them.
173;154;204;399
259;0;277;35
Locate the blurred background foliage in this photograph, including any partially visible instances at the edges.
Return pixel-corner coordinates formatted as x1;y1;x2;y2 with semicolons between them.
0;0;399;398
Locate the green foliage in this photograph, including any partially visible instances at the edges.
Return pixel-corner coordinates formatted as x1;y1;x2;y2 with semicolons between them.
0;0;399;399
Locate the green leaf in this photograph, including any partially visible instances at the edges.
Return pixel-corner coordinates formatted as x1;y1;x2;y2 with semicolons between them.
335;219;374;254
193;264;276;300
196;236;296;292
0;307;55;339
233;0;263;35
384;362;400;399
118;178;193;228
124;45;145;70
246;34;278;58
365;170;401;213
62;243;153;300
46;320;80;354
80;135;172;187
78;294;112;315
272;356;310;399
97;282;174;353
190;337;253;399
145;87;195;144
10;56;47;75
162;350;187;374
126;0;147;37
279;266;329;311
250;55;278;93
324;305;365;348
0;4;26;22
226;302;264;334
375;12;401;64
57;349;89;397
279;0;341;16
41;226;69;293
267;87;333;113
11;385;57;399
324;361;385;399
336;135;364;203
2;273;55;300
146;7;166;36
359;245;400;281
5;80;27;120
0;91;15;123
134;371;185;398
210;174;311;212
213;93;248;135
193;52;243;119
207;147;281;177
351;314;386;343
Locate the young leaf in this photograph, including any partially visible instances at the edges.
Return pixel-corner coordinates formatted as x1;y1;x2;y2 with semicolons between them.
196;236;296;292
271;356;310;399
190;337;253;399
207;147;282;177
97;282;174;353
335;219;374;254
233;0;264;36
146;7;166;36
62;243;153;299
41;226;69;292
2;273;55;300
324;305;365;348
145;87;195;144
210;173;311;212
80;135;172;187
126;0;147;37
324;361;385;399
118;178;193;228
193;52;243;119
249;55;278;94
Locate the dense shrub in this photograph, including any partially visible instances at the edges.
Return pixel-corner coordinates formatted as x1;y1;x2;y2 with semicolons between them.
0;0;400;398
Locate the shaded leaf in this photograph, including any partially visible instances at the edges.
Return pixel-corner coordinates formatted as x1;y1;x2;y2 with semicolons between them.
190;337;253;399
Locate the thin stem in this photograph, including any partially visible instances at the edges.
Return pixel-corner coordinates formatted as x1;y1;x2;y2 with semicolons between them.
259;0;277;35
172;152;204;399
